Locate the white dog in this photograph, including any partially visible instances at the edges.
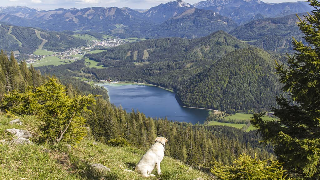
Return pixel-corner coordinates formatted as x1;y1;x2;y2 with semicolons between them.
135;137;168;177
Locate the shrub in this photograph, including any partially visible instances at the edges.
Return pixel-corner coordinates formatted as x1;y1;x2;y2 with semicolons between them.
211;154;289;180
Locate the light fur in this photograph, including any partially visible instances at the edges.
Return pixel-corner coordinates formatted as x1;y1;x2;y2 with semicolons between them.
135;137;168;177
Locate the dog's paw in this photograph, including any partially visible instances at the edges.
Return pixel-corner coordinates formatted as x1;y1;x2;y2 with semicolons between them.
150;174;156;177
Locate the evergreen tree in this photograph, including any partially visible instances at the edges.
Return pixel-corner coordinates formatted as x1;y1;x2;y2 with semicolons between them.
1;77;95;144
251;0;320;178
19;61;32;86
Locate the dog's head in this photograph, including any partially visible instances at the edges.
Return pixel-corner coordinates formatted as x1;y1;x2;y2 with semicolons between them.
155;137;168;145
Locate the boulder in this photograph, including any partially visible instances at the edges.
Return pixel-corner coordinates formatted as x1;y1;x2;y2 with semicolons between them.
12;137;32;145
91;163;110;176
6;128;33;144
9;118;22;125
6;128;32;139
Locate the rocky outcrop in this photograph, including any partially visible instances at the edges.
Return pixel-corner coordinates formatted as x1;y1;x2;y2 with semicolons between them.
9;118;23;125
91;163;111;176
6;128;32;144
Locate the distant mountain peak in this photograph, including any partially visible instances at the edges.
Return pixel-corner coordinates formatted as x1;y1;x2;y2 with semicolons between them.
195;0;262;7
176;0;192;7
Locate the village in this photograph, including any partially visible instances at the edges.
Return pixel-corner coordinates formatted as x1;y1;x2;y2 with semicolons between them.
25;38;126;65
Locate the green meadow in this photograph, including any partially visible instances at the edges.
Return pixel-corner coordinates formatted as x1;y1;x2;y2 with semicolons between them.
207;113;275;131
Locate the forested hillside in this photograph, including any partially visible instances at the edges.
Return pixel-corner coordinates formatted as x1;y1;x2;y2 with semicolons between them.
230;13;306;53
0;51;44;96
0;23;87;54
177;47;281;111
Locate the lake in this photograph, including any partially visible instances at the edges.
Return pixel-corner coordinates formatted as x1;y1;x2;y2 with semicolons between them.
102;84;209;124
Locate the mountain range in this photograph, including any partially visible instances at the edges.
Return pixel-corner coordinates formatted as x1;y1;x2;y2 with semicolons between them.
0;0;312;39
195;0;312;24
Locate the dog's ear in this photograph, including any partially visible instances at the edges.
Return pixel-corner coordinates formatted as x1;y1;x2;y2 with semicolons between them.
155;137;160;142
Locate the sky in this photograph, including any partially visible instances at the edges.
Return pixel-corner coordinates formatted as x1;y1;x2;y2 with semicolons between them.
0;0;305;10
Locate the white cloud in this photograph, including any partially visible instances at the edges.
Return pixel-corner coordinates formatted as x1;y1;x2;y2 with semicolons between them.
79;0;100;4
31;0;42;3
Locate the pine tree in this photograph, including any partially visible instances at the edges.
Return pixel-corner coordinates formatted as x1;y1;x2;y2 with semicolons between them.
19;60;32;86
251;0;320;178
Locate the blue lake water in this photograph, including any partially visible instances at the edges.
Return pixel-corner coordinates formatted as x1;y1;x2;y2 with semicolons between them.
102;84;209;124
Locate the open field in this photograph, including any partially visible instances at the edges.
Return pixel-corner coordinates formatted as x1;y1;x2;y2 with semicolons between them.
87;50;107;54
206;121;246;129
85;58;105;69
33;49;55;56
207;113;275;131
32;56;66;67
225;113;274;121
72;34;97;41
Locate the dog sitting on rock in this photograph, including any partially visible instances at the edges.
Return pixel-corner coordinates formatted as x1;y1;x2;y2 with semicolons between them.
135;137;168;177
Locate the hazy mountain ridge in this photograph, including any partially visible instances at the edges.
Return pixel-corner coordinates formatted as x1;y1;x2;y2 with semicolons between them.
230;13;306;53
144;8;237;38
194;0;312;24
142;0;193;24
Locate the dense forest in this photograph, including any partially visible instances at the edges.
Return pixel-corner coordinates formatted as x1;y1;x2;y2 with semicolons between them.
177;48;281;111
0;50;44;96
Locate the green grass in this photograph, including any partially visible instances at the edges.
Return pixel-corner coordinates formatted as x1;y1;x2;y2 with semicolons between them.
103;35;114;39
225;113;274;121
32;56;65;67
87;50;106;54
206;121;246;129
207;113;275;131
33;49;55;56
73;34;97;41
0;114;211;179
85;58;104;69
225;113;253;120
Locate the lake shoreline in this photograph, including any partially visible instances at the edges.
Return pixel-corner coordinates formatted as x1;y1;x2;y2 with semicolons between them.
97;81;214;111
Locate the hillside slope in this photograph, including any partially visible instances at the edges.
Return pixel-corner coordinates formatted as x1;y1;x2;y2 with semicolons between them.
177;47;281;111
230;13;305;53
144;8;237;38
0;23;87;54
0;115;211;179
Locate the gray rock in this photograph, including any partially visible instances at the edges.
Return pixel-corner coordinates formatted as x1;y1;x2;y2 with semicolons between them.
6;128;33;145
6;128;32;139
12;137;32;145
9;118;22;125
91;163;110;175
